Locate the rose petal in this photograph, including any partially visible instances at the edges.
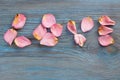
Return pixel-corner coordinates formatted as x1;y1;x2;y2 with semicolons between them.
50;23;63;37
98;25;113;35
67;20;77;34
14;36;31;48
74;34;86;47
98;15;116;26
4;29;17;45
98;35;114;46
12;14;26;29
40;33;58;46
33;24;47;40
81;16;94;32
42;13;56;28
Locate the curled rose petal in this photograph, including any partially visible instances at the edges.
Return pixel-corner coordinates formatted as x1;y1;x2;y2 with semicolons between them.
33;24;47;40
98;15;116;25
81;16;94;32
42;13;56;28
12;14;26;29
40;33;58;46
74;34;86;47
51;23;63;37
67;20;77;34
4;29;17;45
98;25;113;35
14;36;31;48
98;35;114;46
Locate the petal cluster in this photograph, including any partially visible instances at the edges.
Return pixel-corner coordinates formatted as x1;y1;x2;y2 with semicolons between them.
33;13;63;46
4;14;116;49
98;16;115;46
67;20;86;47
4;14;31;48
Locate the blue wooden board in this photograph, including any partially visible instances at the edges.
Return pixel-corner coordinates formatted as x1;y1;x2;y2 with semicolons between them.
0;0;120;80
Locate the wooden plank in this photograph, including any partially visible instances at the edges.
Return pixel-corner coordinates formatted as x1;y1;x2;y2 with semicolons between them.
0;0;120;80
0;57;120;80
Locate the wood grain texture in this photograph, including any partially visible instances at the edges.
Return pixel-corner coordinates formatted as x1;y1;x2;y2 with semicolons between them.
0;0;120;80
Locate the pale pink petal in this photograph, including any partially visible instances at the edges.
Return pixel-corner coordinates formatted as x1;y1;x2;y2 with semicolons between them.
81;17;94;32
98;35;114;46
50;23;63;37
98;25;113;35
67;20;77;34
74;34;86;47
4;29;17;45
98;15;116;25
12;14;26;29
40;33;58;46
42;13;56;28
33;24;47;40
14;36;31;48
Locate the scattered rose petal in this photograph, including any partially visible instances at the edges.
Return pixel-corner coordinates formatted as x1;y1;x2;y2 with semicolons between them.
33;24;47;40
98;25;113;35
81;16;94;32
74;34;86;47
4;29;17;45
14;36;31;48
98;15;116;25
67;20;77;34
98;35;114;46
40;33;58;46
12;14;26;29
42;13;56;28
51;23;63;37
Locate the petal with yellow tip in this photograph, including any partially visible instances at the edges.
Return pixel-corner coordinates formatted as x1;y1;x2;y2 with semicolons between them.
40;33;58;46
14;36;31;48
98;35;114;46
67;20;77;34
4;28;17;45
98;25;113;35
74;34;86;47
33;24;47;40
12;14;26;29
98;15;116;26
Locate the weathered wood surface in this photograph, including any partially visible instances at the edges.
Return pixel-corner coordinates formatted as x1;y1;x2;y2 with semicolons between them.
0;0;120;80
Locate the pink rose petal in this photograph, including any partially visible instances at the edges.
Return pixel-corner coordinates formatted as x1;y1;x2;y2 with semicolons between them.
12;14;26;29
74;34;86;47
98;15;116;26
51;23;63;37
98;25;113;35
98;35;114;46
4;29;17;45
81;17;94;32
14;36;31;48
40;33;58;46
67;20;77;34
42;13;56;28
33;24;47;40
